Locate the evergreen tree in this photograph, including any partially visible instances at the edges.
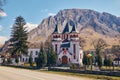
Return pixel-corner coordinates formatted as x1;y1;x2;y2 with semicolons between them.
9;16;28;57
15;57;19;65
104;55;108;69
37;43;47;68
47;44;57;66
82;53;88;70
29;54;33;66
96;53;102;69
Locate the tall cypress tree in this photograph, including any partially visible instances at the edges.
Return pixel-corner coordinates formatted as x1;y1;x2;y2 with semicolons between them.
9;16;28;56
47;44;57;66
37;43;47;68
104;55;108;69
82;53;88;70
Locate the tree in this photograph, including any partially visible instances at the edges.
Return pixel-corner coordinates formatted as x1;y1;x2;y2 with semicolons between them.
111;45;120;58
29;54;33;66
15;57;19;65
104;55;108;69
93;38;107;69
82;53;89;70
7;58;12;64
107;57;113;67
47;44;57;67
9;16;28;57
37;43;47;68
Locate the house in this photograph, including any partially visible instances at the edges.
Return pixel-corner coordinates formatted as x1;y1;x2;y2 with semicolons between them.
21;49;39;63
113;58;120;66
52;23;83;65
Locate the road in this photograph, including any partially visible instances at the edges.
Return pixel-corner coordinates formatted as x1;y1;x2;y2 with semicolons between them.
0;66;91;80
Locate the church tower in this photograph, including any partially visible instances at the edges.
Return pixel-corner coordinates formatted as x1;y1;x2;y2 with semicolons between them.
52;25;62;54
69;24;83;64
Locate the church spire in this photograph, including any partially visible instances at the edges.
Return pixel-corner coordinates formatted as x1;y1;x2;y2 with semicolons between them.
53;25;60;34
62;23;70;34
70;23;78;33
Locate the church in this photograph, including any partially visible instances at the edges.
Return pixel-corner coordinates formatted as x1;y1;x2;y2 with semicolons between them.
52;23;83;65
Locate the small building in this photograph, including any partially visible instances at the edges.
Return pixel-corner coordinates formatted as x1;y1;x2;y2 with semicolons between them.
21;49;39;63
113;58;120;66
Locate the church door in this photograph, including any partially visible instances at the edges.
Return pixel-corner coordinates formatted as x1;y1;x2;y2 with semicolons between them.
62;56;68;64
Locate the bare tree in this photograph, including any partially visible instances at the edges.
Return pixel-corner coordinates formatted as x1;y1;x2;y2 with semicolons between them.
79;37;86;48
111;45;120;58
93;38;107;51
93;38;107;69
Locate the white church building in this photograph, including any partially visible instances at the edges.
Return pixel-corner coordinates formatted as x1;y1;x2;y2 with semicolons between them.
52;23;83;65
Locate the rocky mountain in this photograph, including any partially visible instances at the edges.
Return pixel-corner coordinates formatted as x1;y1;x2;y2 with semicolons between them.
27;9;120;50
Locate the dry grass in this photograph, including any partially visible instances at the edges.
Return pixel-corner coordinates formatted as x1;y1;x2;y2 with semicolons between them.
38;70;120;80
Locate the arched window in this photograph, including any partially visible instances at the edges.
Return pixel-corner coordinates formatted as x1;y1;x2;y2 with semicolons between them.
55;44;57;52
30;51;33;55
73;44;76;54
36;51;38;55
74;55;76;59
69;58;70;62
66;34;68;39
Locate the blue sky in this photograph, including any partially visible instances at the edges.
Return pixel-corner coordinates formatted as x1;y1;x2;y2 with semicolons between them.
0;0;120;44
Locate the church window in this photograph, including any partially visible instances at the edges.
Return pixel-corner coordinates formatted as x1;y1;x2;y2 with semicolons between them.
59;58;61;62
74;55;76;59
73;44;76;54
80;54;82;59
66;48;68;50
66;34;68;39
30;51;33;55
69;58;70;62
55;44;57;52
36;51;38;55
23;58;24;62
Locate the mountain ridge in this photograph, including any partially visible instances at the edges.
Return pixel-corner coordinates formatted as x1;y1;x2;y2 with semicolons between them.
27;9;120;50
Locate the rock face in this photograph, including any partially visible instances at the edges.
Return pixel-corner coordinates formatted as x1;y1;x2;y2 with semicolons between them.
27;9;120;50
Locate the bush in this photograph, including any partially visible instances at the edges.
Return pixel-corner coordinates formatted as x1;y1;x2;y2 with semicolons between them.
32;62;37;67
70;64;77;69
24;63;30;67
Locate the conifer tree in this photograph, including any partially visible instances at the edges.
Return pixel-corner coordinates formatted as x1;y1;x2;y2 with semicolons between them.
9;16;28;57
47;44;57;66
37;43;47;68
29;54;33;66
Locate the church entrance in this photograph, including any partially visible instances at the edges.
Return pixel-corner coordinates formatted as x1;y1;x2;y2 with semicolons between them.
62;56;68;64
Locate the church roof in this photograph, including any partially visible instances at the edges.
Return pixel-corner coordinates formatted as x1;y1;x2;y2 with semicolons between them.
61;42;70;48
70;24;78;33
52;25;60;34
62;23;70;34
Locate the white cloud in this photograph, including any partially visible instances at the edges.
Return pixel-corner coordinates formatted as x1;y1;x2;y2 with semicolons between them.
0;9;7;17
24;23;38;32
0;36;8;44
0;25;3;31
40;9;48;12
48;13;56;16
